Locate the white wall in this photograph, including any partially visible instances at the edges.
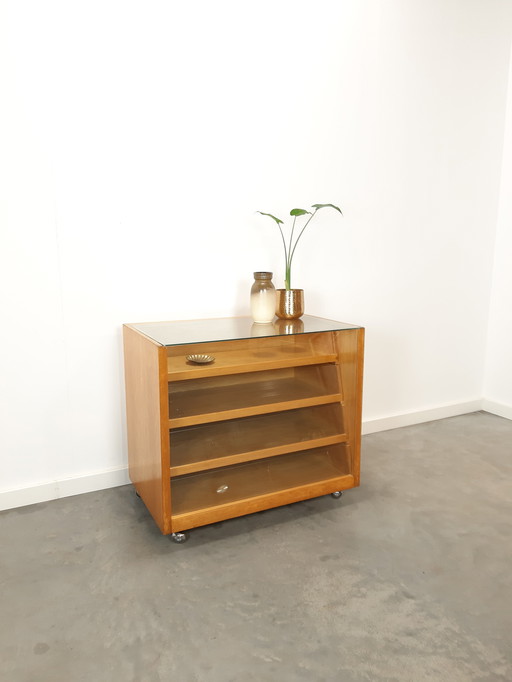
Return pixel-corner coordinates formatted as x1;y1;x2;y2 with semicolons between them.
483;40;512;419
1;0;512;507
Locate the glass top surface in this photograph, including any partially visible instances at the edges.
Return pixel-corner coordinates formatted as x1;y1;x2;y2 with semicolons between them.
127;315;361;346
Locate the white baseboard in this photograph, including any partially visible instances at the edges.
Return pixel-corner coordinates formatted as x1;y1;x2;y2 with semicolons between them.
0;466;130;513
1;399;509;512
481;399;512;421
362;400;482;435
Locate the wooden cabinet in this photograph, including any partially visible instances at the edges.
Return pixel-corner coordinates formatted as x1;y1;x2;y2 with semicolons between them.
123;316;364;540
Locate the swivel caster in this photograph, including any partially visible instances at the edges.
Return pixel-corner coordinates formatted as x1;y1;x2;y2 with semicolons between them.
331;491;343;499
171;532;188;544
135;490;141;499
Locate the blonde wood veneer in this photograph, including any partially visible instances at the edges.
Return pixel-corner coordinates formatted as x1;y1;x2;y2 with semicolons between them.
170;445;353;531
168;347;337;381
123;325;171;534
168;364;342;428
171;475;355;532
167;333;336;381
334;328;365;486
123;320;364;535
170;403;347;475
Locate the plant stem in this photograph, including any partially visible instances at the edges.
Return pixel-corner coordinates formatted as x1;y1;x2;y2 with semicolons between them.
276;222;288;282
288;209;317;276
288;216;296;277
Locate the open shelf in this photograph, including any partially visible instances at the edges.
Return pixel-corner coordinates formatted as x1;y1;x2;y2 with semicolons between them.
168;364;342;428
170;445;353;531
168;343;337;381
170;404;346;475
123;318;364;537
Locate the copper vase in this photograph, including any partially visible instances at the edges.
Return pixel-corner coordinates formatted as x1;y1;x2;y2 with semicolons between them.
275;289;304;320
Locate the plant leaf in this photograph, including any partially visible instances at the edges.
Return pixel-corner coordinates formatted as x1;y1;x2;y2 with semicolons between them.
290;208;311;216
257;211;284;225
311;203;343;214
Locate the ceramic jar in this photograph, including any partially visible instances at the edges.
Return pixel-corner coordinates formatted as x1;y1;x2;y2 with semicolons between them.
250;272;276;324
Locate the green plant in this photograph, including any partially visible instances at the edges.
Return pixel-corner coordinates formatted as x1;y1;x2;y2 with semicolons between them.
257;203;342;290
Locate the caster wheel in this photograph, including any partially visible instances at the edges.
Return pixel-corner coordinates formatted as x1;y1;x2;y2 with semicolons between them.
331;491;343;499
135;490;141;498
171;532;188;544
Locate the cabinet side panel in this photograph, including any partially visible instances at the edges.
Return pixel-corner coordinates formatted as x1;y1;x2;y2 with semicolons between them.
334;328;365;486
123;325;170;534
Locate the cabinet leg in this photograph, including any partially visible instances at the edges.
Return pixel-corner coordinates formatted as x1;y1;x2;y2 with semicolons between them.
171;532;188;544
330;491;343;499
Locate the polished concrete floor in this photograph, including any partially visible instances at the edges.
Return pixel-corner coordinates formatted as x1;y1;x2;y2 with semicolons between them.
1;411;511;682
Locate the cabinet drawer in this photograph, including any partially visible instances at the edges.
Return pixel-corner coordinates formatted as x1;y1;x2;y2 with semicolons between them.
168;364;342;427
167;333;337;381
170;404;346;475
170;445;353;531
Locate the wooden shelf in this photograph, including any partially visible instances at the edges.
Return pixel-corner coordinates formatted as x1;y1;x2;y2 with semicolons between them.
170;404;346;475
168;365;342;428
168;344;337;381
170;445;353;531
123;318;364;537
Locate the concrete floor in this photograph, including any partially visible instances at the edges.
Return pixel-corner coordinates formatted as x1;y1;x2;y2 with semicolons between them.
1;411;511;682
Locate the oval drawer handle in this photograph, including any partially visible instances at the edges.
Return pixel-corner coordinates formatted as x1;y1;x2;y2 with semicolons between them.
216;484;229;494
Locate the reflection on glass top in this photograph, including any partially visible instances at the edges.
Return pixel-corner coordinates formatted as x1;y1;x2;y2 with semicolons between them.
127;315;361;346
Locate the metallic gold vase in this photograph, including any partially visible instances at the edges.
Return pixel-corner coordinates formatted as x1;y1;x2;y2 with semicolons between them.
276;288;304;320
